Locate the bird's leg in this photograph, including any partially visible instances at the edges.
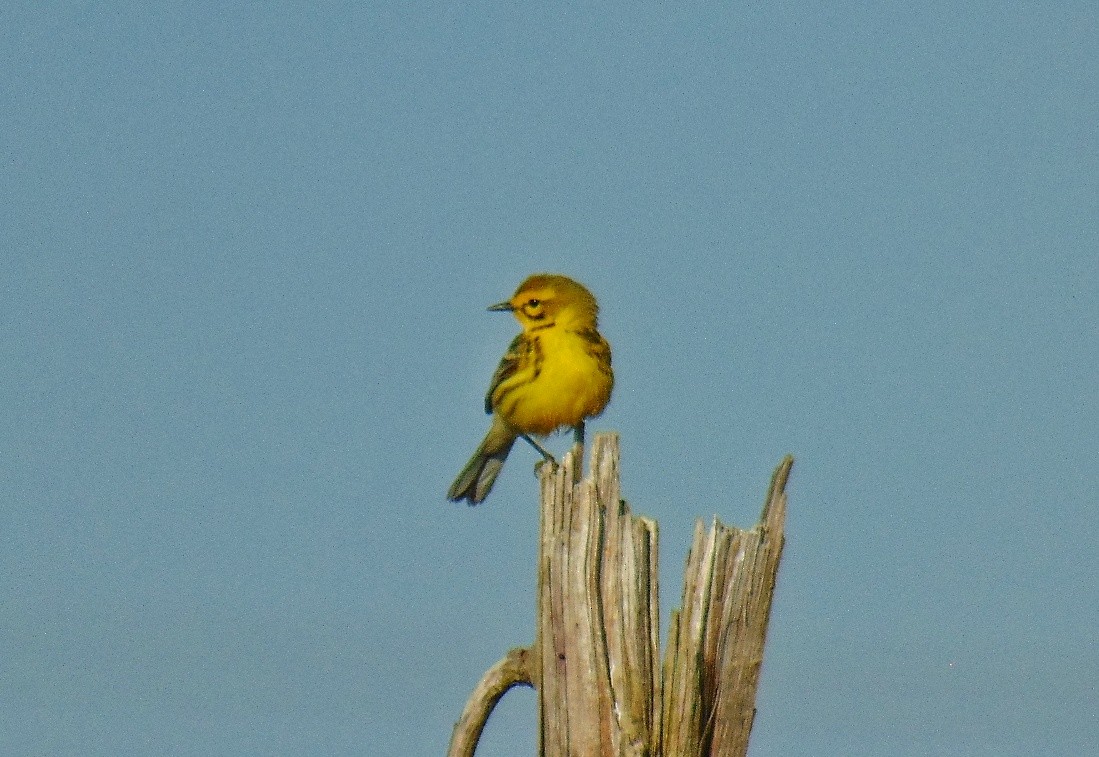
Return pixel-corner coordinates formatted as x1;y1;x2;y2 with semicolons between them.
571;421;587;477
521;434;557;465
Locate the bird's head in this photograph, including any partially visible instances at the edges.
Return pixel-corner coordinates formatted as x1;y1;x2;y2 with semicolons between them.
488;274;600;330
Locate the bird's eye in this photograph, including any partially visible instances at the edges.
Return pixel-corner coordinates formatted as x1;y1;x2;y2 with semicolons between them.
527;299;541;308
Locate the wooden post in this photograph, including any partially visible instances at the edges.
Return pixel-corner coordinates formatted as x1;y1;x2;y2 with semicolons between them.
536;433;661;755
661;455;790;755
448;434;792;757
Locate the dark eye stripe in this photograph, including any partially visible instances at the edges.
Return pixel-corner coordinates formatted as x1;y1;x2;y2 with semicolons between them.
523;298;545;318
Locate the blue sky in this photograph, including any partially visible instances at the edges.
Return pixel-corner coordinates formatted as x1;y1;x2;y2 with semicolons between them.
2;3;1097;755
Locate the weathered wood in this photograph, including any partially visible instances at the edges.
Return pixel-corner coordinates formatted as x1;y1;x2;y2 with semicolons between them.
662;456;791;755
707;458;790;755
449;434;791;756
448;647;534;757
536;435;660;756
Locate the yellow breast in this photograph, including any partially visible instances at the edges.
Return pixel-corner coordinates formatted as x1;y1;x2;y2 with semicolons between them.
498;328;612;435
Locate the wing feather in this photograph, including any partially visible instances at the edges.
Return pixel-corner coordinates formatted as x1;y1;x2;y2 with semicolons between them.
485;334;526;414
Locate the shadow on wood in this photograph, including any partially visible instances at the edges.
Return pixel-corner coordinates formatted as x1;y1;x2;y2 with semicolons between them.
449;433;792;757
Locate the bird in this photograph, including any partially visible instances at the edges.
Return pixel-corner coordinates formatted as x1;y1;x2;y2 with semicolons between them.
447;274;614;505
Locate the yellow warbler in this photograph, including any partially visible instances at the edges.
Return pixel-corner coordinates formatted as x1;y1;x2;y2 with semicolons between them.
448;274;613;504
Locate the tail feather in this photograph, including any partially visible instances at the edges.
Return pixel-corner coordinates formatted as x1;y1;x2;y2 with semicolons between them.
447;419;517;505
447;449;508;504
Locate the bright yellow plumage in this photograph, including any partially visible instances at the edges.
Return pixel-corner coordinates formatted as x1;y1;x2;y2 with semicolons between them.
448;274;613;505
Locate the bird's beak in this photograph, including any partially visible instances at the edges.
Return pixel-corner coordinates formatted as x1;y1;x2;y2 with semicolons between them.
487;300;514;312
